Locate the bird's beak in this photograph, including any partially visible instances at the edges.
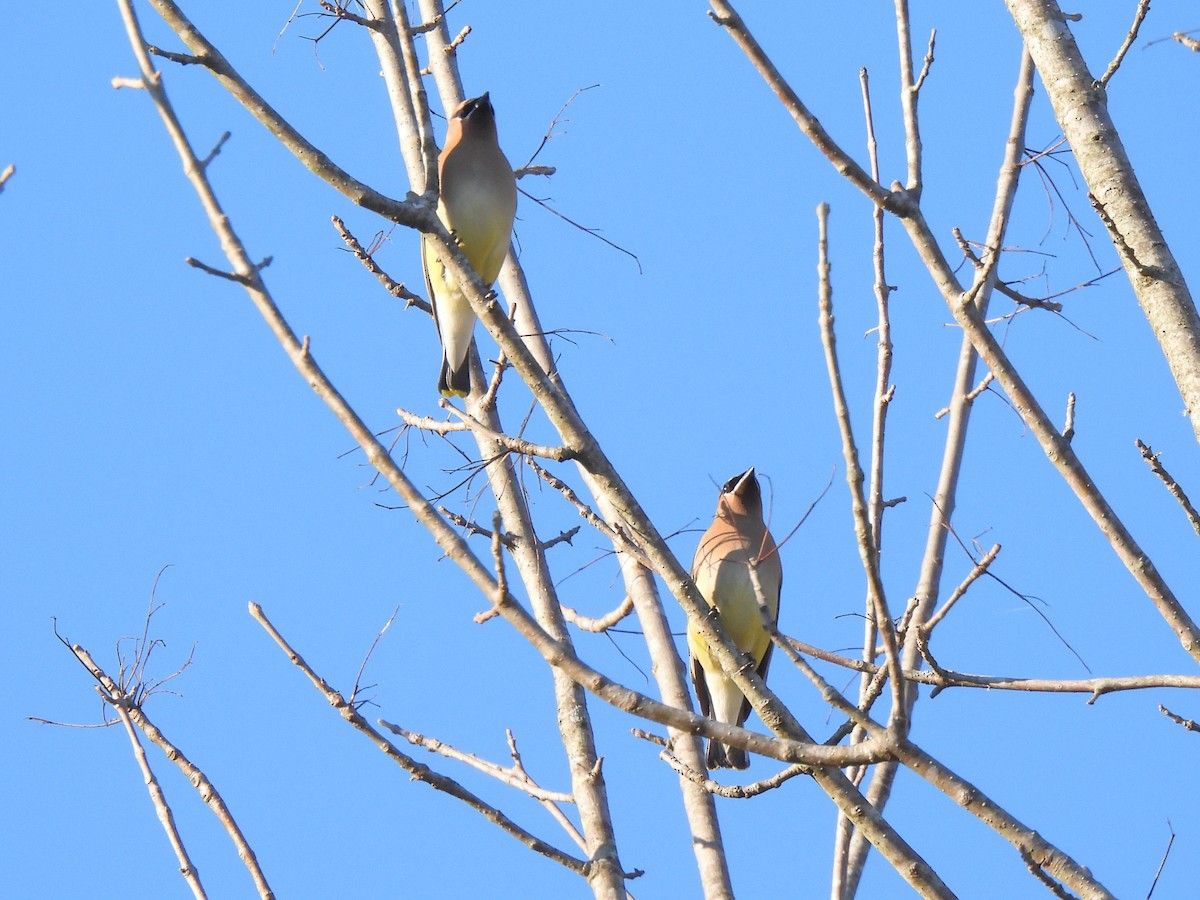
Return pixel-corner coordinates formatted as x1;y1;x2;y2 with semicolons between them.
732;467;756;496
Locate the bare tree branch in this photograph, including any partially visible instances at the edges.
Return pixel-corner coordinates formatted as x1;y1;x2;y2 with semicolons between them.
706;1;915;218
659;749;811;799
1159;704;1200;733
1007;0;1200;447
560;596;635;633
331;215;429;311
143;0;433;226
249;603;593;877
59;630;271;898
1098;0;1153;87
111;703;207;899
788;636;1200;699
774;629;1116;899
1145;822;1175;899
1135;439;1200;540
1173;32;1200;53
379;721;576;805
815;203;907;723
99;2;1196;897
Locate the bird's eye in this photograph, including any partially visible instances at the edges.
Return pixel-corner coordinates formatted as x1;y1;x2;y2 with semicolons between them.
720;475;740;493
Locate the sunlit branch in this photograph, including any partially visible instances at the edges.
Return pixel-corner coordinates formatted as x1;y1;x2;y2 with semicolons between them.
1007;0;1200;447
1159;705;1200;733
815;203;907;724
659;749;812;799
378;721;576;806
707;1;916;218
1174;32;1200;53
1097;0;1152;88
842;45;1036;894
1135;439;1200;540
789;636;1200;699
892;0;926;195
144;1;433;225
250;603;593;876
331;215;429;312
775;632;1116;898
65;637;272;897
835;65;897;893
922;544;1001;633
111;703;207;900
560;596;635;633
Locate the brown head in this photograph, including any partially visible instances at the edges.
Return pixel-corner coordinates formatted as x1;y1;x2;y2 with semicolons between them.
717;467;764;521
441;94;500;171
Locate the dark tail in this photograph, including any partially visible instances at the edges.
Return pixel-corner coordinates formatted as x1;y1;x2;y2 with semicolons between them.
706;740;749;770
438;355;472;398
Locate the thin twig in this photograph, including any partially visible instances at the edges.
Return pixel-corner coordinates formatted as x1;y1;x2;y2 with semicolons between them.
1173;32;1200;52
520;84;601;171
331;215;429;311
378;721;575;805
69;637;273;897
839;69;899;888
816;202;906;725
199;131;231;169
858;70;892;739
659;748;811;798
185;256;249;283
934;373;994;419
143;0;432;227
272;1;304;52
395;405;576;462
893;0;926;195
540;526;581;551
525;459;653;570
994;280;1063;313
443;402;578;462
937;506;1092;673
922;544;1001;633
560;596;635;632
113;703;207;899
517;186;642;274
438;507;518;550
1145;821;1175;899
1135;440;1200;539
914;29;936;92
1020;847;1078;899
1098;0;1153;87
350;606;398;706
249;603;592;875
1062;393;1077;443
1158;704;1200;733
504;729;588;851
788;637;1200;700
477;511;509;624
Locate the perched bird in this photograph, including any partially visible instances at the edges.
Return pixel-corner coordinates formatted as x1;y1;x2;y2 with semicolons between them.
687;468;782;770
422;93;517;397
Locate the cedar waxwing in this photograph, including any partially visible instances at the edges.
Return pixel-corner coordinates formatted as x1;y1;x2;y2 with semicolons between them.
422;93;517;397
687;467;782;770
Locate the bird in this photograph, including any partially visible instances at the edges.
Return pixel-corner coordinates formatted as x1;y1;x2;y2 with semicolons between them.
687;467;782;770
422;93;517;397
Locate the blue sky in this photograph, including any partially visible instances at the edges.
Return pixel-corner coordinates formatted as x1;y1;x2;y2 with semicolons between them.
5;2;1200;897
